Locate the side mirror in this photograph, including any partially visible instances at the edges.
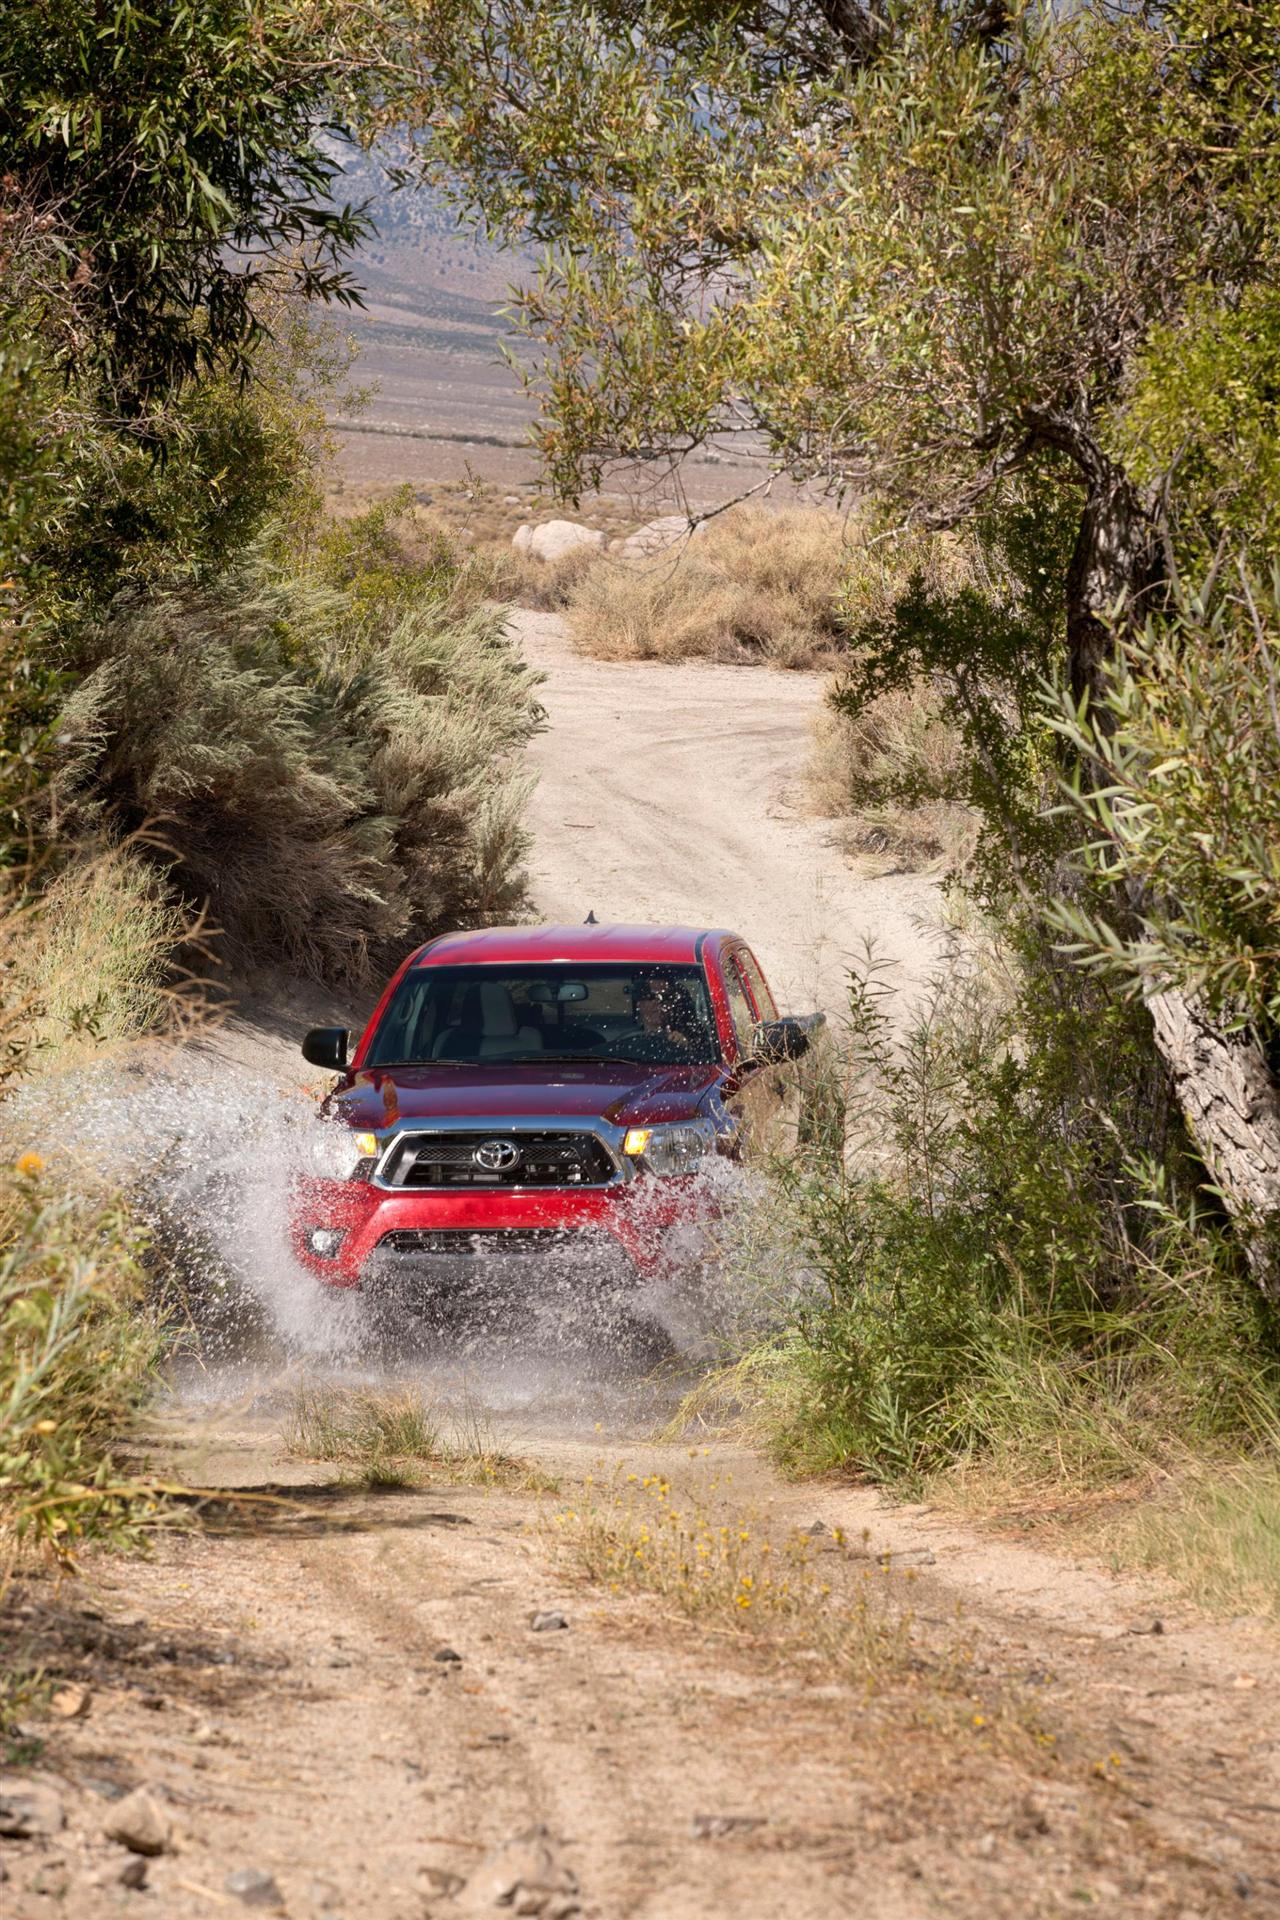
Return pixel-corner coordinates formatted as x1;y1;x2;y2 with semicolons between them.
302;1026;350;1071
753;1014;824;1065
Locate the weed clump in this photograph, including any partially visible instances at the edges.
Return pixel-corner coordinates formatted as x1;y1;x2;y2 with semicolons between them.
0;1168;166;1563
548;1467;1031;1735
808;688;975;872
285;1386;557;1492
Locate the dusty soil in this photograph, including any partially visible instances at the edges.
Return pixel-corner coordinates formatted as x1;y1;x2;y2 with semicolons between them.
517;608;943;1021
4;607;1278;1919
5;1431;1278;1918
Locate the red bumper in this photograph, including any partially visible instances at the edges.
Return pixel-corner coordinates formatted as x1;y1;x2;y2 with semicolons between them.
290;1176;703;1288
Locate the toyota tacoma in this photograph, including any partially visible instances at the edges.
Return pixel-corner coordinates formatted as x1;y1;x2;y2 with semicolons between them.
293;922;821;1312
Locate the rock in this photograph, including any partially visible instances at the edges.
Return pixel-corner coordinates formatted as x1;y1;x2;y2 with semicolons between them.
690;1813;766;1840
51;1682;92;1719
460;1825;579;1916
104;1786;172;1856
1014;1795;1051;1838
0;1775;66;1838
225;1866;284;1908
614;514;695;559
433;1646;463;1664
420;1864;466;1898
119;1856;149;1890
32;1860;70;1897
517;520;606;565
529;1611;569;1634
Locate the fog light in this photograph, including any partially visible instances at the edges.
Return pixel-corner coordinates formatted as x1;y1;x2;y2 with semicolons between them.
308;1228;345;1258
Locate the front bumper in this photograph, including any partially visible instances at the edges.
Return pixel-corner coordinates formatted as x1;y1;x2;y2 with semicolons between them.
290;1175;705;1290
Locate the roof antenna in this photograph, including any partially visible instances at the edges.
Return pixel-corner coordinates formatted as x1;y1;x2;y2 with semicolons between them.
584;909;598;924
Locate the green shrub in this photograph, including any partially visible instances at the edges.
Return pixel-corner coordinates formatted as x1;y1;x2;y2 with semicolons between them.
53;511;543;984
0;1165;164;1562
764;949;1280;1492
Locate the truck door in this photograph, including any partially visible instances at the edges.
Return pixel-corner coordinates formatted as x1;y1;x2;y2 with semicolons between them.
737;946;803;1156
721;948;792;1159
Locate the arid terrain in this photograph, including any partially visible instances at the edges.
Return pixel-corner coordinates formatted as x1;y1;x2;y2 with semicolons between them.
3;604;1278;1920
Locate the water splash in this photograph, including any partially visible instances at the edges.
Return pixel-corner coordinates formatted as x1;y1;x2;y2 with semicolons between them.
16;1051;803;1427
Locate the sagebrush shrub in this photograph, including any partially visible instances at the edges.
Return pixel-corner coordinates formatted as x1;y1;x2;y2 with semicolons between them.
563;506;852;667
54;518;543;983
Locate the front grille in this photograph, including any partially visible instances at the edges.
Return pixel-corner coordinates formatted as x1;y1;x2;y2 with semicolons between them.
382;1131;616;1190
376;1228;588;1257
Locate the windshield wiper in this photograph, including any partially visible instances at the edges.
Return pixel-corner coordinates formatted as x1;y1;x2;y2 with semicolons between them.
366;1058;484;1070
536;1052;617;1063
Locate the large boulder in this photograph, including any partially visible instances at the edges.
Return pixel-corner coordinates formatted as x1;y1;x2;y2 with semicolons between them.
513;520;606;564
613;514;697;559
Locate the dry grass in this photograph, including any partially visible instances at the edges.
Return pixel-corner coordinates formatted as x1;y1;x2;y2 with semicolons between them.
560;506;853;668
1099;1457;1280;1623
284;1385;558;1493
925;1438;1280;1625
808;689;977;872
549;1468;950;1695
483;540;604;611
14;846;195;1070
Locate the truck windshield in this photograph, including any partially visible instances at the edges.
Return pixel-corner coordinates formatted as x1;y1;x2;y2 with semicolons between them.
364;963;720;1068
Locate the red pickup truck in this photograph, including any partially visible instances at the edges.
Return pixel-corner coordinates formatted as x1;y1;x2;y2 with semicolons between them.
293;922;821;1312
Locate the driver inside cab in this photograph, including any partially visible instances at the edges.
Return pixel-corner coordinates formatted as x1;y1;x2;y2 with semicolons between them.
626;971;704;1060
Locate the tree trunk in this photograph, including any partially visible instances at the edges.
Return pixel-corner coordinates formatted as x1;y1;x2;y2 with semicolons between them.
1147;990;1280;1295
1064;453;1162;708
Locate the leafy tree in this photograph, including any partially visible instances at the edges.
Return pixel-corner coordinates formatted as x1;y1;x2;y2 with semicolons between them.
0;0;375;407
396;0;1280;1265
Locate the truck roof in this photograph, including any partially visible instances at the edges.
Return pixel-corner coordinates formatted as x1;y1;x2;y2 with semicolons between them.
413;923;727;967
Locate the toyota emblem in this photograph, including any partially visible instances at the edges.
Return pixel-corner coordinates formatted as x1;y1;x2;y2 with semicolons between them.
473;1138;521;1173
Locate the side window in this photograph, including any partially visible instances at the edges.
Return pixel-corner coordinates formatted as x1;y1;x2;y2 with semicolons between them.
738;949;778;1022
722;955;758;1058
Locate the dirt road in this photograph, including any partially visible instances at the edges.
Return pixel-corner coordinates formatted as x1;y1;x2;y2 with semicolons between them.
517;610;942;1022
7;1422;1279;1918
4;617;1279;1919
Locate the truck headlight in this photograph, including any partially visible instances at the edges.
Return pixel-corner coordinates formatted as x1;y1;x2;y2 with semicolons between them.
621;1120;716;1177
310;1127;378;1181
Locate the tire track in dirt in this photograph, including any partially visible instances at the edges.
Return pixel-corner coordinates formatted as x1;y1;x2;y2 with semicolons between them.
10;1429;1278;1918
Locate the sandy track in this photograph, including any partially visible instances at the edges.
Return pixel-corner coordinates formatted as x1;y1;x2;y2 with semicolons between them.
8;1424;1278;1919
517;610;943;1021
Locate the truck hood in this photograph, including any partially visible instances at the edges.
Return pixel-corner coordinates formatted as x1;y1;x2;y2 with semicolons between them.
329;1061;724;1132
